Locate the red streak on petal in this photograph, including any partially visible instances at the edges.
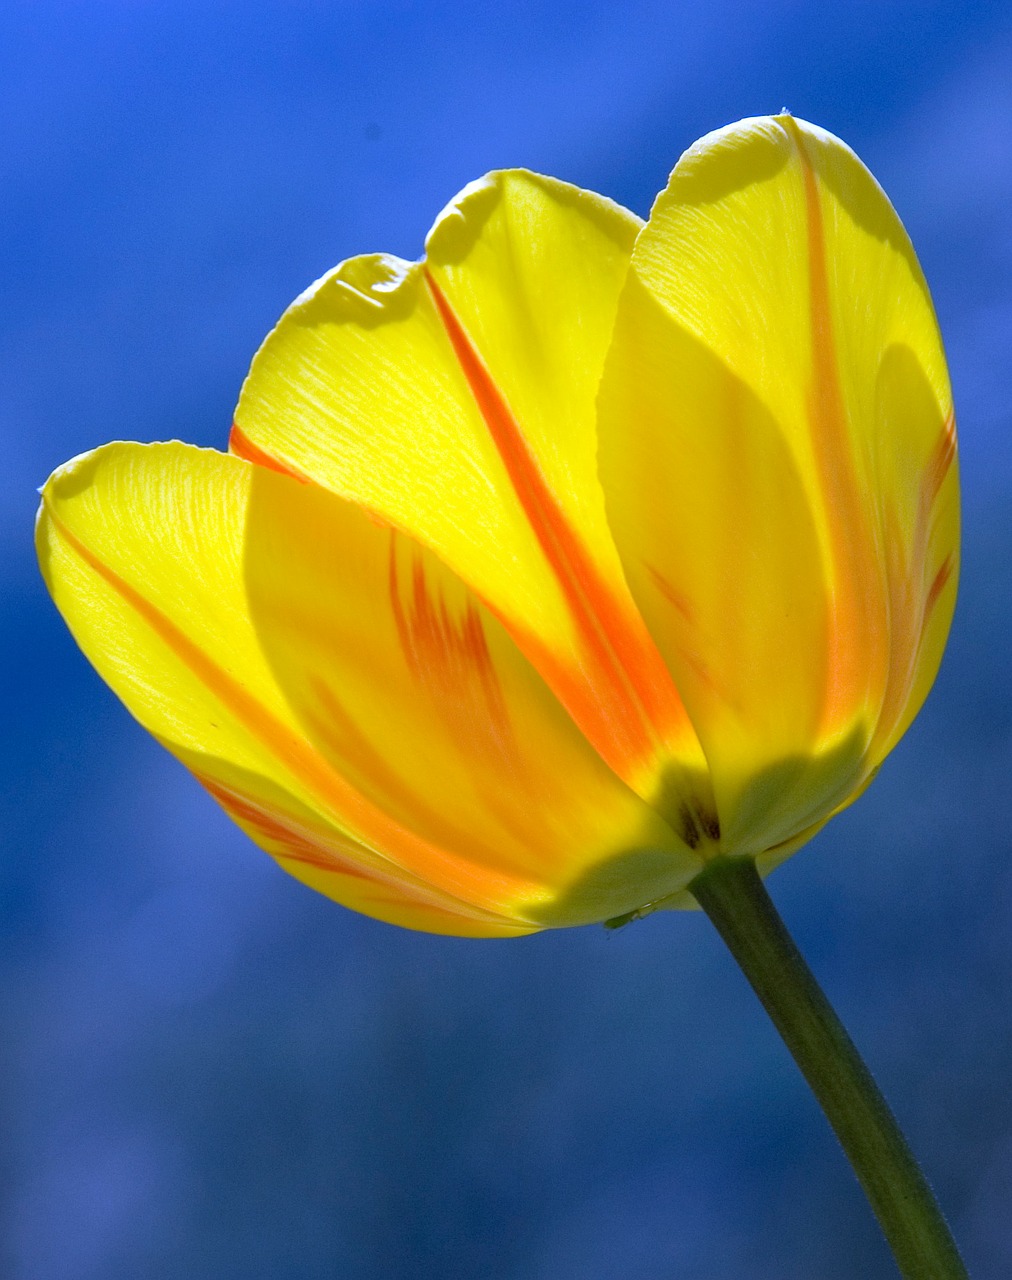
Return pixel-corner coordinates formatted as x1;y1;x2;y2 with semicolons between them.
230;422;311;483
423;269;691;779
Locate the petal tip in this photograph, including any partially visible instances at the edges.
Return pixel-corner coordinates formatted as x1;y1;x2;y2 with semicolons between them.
424;172;504;264
291;253;422;326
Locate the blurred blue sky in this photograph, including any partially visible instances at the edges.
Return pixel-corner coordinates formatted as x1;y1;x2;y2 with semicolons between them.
3;2;1012;1277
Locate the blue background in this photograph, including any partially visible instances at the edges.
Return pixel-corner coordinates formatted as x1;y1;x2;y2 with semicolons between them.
3;2;1012;1276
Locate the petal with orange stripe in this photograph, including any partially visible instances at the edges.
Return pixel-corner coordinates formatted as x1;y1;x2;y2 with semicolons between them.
232;170;707;814
37;441;698;933
597;115;958;855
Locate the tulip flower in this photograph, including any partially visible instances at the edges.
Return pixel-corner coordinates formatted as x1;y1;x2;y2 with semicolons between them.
37;116;966;1275
37;114;957;935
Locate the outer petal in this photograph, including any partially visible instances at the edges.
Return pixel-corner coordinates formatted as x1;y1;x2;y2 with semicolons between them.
37;442;699;934
232;170;710;828
597;115;958;855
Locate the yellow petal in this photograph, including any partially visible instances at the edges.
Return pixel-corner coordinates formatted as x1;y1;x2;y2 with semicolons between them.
597;115;958;854
232;170;707;809
37;442;699;933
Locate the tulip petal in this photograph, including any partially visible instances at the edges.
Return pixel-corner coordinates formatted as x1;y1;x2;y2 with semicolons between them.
38;442;699;933
597;115;958;854
232;171;707;813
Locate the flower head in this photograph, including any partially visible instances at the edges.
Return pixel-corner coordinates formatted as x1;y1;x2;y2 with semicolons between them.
37;116;958;934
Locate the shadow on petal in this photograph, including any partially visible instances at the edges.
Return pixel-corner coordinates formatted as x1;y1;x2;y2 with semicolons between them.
525;845;703;929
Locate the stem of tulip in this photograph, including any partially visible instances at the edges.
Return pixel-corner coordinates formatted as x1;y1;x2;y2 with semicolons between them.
687;855;967;1280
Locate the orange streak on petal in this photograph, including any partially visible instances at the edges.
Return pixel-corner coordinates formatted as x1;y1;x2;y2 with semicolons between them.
875;501;917;746
200;775;523;927
48;508;537;912
915;415;957;632
645;563;695;625
299;673;531;877
783;117;887;733
230;422;311;483
199;775;377;879
871;411;956;756
924;555;953;620
645;563;731;703
388;533;515;763
423;270;692;779
232;421;395;534
926;411;957;505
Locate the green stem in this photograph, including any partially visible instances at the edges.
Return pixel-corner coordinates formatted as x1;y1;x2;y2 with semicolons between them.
688;855;967;1279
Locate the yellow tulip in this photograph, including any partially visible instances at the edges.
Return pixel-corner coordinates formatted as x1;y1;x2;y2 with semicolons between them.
36;115;958;936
